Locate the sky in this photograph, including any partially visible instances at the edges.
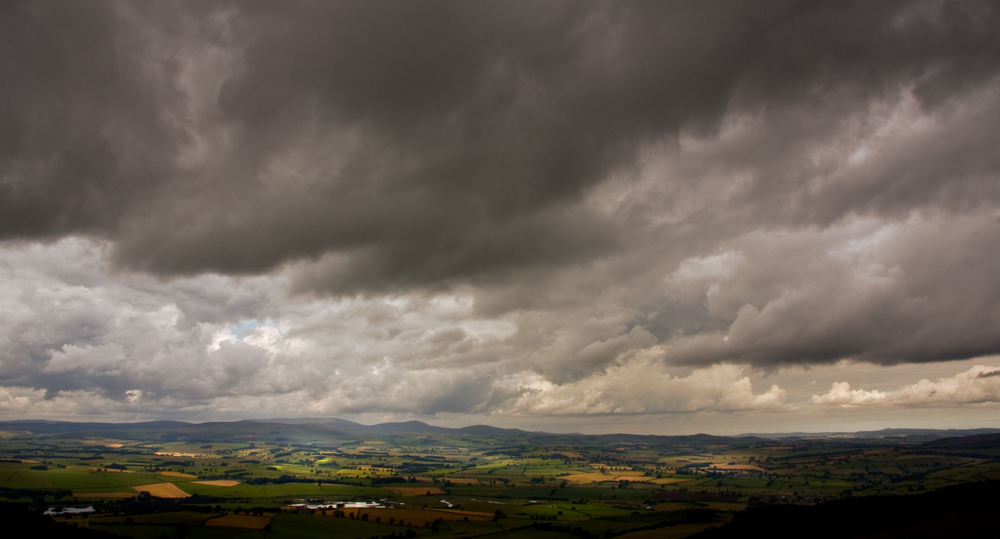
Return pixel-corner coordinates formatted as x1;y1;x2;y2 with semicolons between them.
2;0;1000;435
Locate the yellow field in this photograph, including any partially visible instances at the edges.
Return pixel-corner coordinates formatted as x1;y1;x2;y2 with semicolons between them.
651;478;691;485
387;487;445;496
73;492;136;498
563;473;611;483
193;480;241;487
132;483;191;498
159;471;197;478
564;472;649;483
205;513;272;529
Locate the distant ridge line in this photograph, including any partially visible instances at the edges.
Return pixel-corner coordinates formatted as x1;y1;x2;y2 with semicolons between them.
0;418;997;441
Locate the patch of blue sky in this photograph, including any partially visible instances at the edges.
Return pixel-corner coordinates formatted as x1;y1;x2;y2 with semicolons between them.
230;320;260;341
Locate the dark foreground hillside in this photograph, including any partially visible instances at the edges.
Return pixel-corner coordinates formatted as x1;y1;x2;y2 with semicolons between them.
690;480;998;539
0;502;121;538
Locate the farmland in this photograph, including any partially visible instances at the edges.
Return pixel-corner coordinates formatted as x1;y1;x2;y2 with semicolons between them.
1;419;998;538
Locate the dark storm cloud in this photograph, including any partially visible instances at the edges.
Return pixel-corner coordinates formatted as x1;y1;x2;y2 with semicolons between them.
4;1;998;288
3;0;1000;393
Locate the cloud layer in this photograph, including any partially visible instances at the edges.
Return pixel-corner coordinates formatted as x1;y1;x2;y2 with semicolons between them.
2;1;1000;427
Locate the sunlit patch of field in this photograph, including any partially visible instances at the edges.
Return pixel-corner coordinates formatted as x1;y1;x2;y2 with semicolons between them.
204;512;273;529
132;482;190;498
81;439;130;447
712;464;764;472
563;473;615;483
564;472;647;483
158;471;197;478
193;480;241;486
387;486;445;496
651;478;690;485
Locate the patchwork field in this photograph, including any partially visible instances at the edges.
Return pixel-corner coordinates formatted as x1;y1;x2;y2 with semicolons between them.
387;486;445;496
193;479;241;486
2;420;999;539
132;482;191;498
158;471;197;478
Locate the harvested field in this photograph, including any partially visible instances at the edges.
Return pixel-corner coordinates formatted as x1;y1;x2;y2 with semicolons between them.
73;492;135;498
193;480;241;487
387;486;445;496
651;478;691;485
66;466;97;470
205;513;273;529
713;464;765;472
564;473;644;483
132;482;190;498
159;471;197;478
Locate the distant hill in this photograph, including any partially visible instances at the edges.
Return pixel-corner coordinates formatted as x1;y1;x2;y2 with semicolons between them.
1;418;998;446
737;427;1000;442
924;432;1000;449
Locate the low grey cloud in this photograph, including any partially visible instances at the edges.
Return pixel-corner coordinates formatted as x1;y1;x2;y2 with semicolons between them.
2;1;1000;425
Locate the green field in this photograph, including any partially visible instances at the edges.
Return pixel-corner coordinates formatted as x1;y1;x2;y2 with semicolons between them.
2;420;999;538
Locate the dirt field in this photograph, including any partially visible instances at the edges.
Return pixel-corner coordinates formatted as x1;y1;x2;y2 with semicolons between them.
564;472;648;483
205;513;273;529
73;492;136;498
193;480;241;487
132;482;191;498
387;486;445;496
159;471;197;478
